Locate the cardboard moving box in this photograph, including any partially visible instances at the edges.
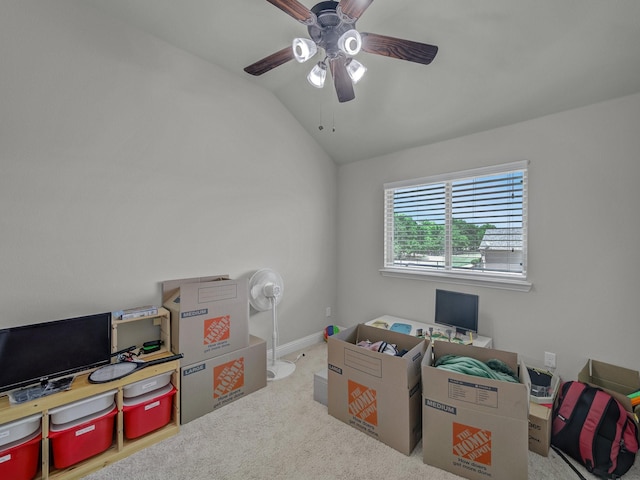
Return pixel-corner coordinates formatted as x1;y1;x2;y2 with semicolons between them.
163;276;250;366
524;363;559;457
528;402;552;457
422;342;530;480
180;335;267;424
327;324;427;455
578;359;640;414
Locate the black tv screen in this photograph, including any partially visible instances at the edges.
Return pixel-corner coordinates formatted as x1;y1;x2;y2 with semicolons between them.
434;289;479;335
0;312;112;393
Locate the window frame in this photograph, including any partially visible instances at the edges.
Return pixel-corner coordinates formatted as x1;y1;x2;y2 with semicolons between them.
381;161;532;292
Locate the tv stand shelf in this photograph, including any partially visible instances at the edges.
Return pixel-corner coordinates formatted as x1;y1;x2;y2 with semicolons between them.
111;307;171;359
0;353;180;480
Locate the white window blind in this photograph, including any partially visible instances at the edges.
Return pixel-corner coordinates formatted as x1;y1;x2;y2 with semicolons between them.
383;161;528;287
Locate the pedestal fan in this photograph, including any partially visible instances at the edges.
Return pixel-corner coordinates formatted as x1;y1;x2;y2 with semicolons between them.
249;268;295;380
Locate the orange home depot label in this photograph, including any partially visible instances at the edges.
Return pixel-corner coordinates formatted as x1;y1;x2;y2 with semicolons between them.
213;358;245;398
452;422;492;466
348;380;377;426
203;315;231;345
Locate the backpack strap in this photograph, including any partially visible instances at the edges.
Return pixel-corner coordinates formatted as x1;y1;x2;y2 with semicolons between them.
553;381;587;436
551;445;587;480
579;389;612;473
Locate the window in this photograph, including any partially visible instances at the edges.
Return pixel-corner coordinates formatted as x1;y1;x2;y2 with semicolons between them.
382;161;530;291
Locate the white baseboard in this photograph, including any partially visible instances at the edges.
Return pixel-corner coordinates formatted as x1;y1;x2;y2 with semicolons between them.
266;330;325;359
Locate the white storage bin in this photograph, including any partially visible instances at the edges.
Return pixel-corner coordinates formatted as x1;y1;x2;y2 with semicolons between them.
49;403;115;433
123;372;172;398
49;389;117;425
0;414;41;448
123;383;173;407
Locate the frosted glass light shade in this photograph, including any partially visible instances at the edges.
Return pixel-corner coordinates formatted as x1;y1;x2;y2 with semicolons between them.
338;29;362;55
307;62;327;88
346;58;367;84
293;38;318;63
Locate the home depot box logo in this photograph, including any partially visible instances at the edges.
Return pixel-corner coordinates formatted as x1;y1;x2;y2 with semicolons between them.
213;358;245;398
203;315;231;345
452;422;492;466
348;379;377;426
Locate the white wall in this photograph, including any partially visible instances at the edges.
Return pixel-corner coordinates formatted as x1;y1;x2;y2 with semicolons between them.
337;92;640;381
0;1;338;346
3;2;639;383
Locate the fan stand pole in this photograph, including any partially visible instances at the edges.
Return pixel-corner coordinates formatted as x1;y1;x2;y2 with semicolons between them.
266;296;296;381
271;297;277;368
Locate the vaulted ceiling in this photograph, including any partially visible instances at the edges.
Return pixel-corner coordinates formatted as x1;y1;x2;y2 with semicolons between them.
85;0;640;164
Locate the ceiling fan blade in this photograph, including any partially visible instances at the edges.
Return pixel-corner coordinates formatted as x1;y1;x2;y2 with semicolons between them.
244;46;295;76
361;32;438;65
338;0;374;22
266;0;315;24
329;57;355;103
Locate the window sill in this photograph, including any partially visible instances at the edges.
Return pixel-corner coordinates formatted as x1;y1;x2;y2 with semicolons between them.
379;267;532;292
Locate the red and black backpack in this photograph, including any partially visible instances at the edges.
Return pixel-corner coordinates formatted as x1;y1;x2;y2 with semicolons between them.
551;381;639;479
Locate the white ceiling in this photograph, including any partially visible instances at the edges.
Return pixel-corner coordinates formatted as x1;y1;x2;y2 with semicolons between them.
84;0;640;165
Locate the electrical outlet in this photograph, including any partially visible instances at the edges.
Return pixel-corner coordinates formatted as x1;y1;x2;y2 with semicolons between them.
325;307;332;318
544;351;556;369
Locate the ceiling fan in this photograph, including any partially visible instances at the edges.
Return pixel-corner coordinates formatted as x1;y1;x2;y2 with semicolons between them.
244;0;438;103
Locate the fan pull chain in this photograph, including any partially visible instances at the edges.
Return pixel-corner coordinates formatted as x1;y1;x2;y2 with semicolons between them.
317;95;337;132
318;97;325;131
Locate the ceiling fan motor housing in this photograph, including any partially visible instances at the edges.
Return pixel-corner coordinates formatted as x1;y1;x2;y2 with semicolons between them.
308;1;356;59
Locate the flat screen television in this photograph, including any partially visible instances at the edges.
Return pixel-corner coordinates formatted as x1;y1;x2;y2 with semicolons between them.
0;312;112;394
434;289;479;335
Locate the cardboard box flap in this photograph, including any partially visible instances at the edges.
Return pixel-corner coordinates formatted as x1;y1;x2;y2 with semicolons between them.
165;289;180;309
578;359;640;413
162;274;230;303
579;359;640;395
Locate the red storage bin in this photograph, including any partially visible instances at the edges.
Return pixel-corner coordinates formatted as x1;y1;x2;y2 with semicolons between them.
0;430;41;480
49;405;116;469
123;384;176;439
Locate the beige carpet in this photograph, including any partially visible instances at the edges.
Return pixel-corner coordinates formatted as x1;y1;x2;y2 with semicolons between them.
83;342;640;480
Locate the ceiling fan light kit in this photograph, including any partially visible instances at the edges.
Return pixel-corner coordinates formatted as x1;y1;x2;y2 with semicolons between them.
245;0;438;103
345;57;366;84
308;61;328;88
293;37;318;62
337;29;362;55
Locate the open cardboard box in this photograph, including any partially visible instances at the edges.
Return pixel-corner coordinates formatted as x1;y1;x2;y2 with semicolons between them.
327;324;427;455
578;359;640;412
523;362;560;457
528;402;553;457
578;358;640;440
422;341;531;480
